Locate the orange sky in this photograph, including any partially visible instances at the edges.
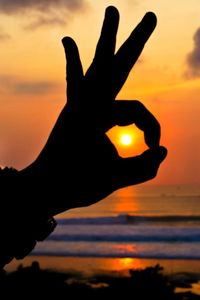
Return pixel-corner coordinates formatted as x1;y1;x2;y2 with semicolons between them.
0;0;200;185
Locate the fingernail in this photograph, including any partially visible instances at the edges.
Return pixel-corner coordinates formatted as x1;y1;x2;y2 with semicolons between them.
106;6;118;14
142;11;157;30
62;36;73;47
144;12;157;22
105;6;119;19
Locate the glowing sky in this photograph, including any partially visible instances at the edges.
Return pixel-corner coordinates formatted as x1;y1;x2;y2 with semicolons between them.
0;0;200;185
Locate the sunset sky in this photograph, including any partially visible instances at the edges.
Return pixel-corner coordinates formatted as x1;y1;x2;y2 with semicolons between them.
0;0;200;185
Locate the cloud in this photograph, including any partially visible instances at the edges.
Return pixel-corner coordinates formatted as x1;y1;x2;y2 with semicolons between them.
186;28;200;78
0;0;86;14
0;27;10;40
0;0;87;29
13;81;58;94
0;75;58;95
25;15;66;30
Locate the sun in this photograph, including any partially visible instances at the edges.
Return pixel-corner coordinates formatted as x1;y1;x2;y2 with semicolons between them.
107;125;148;157
121;133;132;146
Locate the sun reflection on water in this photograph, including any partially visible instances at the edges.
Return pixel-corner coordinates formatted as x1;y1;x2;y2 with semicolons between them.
111;257;145;272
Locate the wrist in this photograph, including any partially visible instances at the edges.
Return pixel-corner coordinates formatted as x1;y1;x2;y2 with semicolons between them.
0;166;57;268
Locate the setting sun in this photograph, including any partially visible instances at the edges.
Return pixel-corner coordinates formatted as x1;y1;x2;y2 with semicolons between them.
107;125;147;158
121;134;132;146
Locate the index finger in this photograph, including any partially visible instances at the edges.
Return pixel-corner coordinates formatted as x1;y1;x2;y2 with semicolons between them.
113;100;160;148
112;12;157;98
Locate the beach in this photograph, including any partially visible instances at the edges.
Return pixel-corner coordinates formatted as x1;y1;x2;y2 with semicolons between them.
2;184;200;298
3;256;200;299
6;256;200;277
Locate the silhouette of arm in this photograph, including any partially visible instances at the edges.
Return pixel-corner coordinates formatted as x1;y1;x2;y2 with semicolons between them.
0;6;167;267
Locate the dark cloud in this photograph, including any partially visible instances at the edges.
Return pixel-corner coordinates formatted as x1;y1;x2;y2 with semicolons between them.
0;75;58;95
0;0;87;29
186;28;200;78
0;0;85;14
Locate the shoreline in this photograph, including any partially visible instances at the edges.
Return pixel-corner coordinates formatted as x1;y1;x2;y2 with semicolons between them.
5;256;200;276
2;256;200;299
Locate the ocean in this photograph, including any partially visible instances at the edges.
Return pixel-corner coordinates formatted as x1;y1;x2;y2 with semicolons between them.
32;184;200;261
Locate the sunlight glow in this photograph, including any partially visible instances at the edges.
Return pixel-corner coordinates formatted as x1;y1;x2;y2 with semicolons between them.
107;125;147;158
121;134;132;146
108;257;145;273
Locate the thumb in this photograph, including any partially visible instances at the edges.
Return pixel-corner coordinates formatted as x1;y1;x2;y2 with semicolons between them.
116;146;167;188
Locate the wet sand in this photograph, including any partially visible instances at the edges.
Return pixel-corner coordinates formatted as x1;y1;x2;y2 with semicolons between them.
5;256;200;276
3;256;200;298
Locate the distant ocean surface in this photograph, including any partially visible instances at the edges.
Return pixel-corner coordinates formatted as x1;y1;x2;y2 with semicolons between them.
32;185;200;260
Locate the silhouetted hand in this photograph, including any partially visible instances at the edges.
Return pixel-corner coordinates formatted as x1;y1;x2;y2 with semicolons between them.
22;6;167;217
0;6;167;267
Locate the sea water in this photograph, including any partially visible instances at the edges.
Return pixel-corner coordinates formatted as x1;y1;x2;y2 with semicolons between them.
32;184;200;260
